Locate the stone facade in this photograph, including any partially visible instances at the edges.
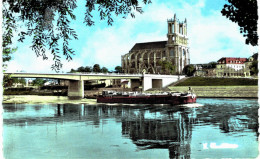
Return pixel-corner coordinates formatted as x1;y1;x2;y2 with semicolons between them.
216;57;252;77
121;14;190;74
194;64;216;77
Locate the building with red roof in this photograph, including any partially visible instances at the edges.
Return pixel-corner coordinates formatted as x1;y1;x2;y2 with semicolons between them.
216;57;252;77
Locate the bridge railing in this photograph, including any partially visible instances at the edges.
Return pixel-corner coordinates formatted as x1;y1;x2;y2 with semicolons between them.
69;72;143;76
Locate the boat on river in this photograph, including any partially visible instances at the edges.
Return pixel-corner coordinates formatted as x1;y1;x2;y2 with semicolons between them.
97;90;196;105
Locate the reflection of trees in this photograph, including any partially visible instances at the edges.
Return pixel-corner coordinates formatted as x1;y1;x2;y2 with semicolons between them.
121;109;193;159
3;104;26;112
4;101;258;141
33;105;42;111
195;103;258;137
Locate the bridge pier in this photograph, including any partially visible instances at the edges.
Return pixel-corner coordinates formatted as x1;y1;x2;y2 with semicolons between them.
68;80;84;99
142;74;186;91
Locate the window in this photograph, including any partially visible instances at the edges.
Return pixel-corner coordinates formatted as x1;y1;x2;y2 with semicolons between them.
179;25;183;34
170;49;174;57
172;24;175;33
183;49;186;56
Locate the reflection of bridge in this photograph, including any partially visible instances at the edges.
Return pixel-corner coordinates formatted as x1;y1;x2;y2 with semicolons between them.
4;72;185;98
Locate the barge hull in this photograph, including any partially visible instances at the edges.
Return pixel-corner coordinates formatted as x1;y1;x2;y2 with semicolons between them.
97;95;196;105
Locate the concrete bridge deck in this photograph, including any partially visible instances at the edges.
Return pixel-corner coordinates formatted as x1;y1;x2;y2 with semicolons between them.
4;72;185;98
4;72;142;80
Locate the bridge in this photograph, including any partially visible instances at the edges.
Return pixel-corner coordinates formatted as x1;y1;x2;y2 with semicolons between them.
4;72;185;98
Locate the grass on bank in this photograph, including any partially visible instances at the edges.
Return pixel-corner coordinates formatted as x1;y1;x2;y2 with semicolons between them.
174;77;258;86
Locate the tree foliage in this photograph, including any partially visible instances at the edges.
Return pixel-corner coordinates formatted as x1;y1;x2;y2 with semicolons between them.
3;0;151;71
69;64;109;73
84;66;92;72
114;66;123;73
93;64;101;72
221;0;258;46
158;60;175;75
101;67;109;73
32;78;47;86
208;61;217;68
3;76;26;87
249;53;258;75
183;64;196;76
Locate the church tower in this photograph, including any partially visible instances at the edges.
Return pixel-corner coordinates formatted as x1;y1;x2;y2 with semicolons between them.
166;14;189;74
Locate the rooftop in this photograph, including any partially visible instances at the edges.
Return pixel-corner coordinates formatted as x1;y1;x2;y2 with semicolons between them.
217;57;248;64
130;41;167;52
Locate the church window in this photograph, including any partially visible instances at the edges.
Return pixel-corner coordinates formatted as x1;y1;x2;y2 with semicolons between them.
172;36;175;41
170;49;174;57
179;25;183;34
172;24;175;33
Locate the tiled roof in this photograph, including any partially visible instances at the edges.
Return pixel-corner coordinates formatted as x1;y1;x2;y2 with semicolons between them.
217;57;247;64
130;41;167;51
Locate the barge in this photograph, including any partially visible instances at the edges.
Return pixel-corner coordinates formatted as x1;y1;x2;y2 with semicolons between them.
97;90;196;105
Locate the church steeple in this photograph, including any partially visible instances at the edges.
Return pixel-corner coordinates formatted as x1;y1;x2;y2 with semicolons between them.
166;14;189;74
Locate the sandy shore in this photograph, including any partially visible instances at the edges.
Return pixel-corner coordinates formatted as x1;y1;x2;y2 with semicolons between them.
3;95;97;104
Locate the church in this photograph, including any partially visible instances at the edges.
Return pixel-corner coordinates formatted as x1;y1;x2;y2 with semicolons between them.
121;14;190;74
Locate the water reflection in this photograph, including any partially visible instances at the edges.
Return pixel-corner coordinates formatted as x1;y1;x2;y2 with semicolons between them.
121;107;193;158
3;98;259;159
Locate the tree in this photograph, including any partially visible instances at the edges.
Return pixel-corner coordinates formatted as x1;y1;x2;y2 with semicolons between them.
101;67;109;73
3;0;152;71
69;69;77;73
3;77;26;87
93;64;101;72
208;61;217;68
114;66;122;73
221;0;258;46
84;66;92;72
158;60;175;75
13;78;26;85
32;78;46;86
183;64;196;76
249;53;258;75
77;66;86;72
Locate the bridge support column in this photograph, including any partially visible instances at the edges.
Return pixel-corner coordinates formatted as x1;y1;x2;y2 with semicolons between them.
142;76;152;91
68;80;84;99
142;74;186;91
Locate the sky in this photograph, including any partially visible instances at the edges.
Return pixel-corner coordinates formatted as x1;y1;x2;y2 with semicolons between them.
5;0;258;73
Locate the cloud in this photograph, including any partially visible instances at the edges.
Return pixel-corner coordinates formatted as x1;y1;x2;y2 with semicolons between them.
6;47;82;73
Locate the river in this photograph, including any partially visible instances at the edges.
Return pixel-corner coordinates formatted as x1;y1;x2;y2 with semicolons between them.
3;98;259;159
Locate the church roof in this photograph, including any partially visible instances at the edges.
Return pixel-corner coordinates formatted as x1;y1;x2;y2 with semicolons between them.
130;41;167;52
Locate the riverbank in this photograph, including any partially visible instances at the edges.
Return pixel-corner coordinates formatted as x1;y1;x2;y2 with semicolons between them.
3;95;97;104
168;86;258;98
3;85;258;104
